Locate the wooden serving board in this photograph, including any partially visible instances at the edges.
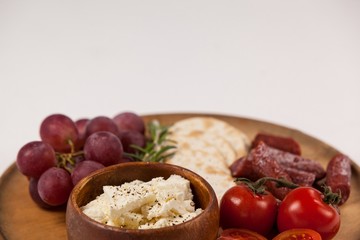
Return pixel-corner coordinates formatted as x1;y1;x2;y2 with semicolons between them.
0;113;359;240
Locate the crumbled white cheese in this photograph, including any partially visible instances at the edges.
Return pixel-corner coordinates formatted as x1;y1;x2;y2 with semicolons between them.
81;174;203;229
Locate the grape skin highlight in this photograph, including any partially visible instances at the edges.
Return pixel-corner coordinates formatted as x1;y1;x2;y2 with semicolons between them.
85;116;120;138
16;141;57;179
113;112;145;134
84;131;124;166
38;167;73;206
71;160;104;185
40;114;79;153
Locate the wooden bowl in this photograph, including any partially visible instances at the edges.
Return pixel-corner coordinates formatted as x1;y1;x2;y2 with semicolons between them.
66;162;220;240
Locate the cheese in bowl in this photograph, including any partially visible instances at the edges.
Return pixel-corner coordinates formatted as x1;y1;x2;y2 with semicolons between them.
81;174;203;229
66;162;219;240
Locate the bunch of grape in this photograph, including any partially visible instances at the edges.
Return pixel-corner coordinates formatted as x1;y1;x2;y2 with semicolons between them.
16;112;146;209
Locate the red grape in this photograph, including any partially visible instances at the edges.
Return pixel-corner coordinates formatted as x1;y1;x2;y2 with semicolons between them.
16;111;148;211
84;131;123;166
38;167;73;206
71;160;104;185
121;157;135;162
40;114;79;152
16;141;57;179
74;118;89;149
119;130;146;154
29;178;53;209
113;112;145;134
85;116;119;138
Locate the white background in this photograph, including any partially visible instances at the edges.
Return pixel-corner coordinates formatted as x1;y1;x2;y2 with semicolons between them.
1;0;359;176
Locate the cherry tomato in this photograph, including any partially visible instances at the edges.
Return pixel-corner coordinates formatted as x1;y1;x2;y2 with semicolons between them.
217;228;267;240
277;187;340;240
219;184;278;236
273;229;322;240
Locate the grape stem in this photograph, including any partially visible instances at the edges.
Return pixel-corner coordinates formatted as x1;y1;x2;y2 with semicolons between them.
55;139;84;173
68;139;75;154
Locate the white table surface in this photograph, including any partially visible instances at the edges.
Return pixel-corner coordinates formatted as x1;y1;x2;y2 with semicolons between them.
1;0;360;176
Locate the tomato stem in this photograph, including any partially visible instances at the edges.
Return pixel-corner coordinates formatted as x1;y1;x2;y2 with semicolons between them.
322;185;342;206
235;177;299;195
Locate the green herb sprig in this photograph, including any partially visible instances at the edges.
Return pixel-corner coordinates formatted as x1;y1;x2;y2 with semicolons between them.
125;120;177;162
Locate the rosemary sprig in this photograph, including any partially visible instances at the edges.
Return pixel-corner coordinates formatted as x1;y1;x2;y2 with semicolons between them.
124;120;177;162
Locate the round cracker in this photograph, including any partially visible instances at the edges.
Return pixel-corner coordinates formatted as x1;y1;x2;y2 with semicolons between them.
170;117;249;159
166;145;230;176
192;169;236;202
165;146;235;202
169;130;237;166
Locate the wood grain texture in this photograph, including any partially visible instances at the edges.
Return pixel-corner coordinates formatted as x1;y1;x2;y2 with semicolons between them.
1;113;359;240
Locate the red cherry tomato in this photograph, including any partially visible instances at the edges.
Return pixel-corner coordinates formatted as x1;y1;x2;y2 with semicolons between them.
220;184;278;236
277;187;340;240
217;228;267;240
273;228;322;240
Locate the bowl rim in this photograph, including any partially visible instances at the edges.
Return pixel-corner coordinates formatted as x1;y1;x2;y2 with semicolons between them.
68;161;219;233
